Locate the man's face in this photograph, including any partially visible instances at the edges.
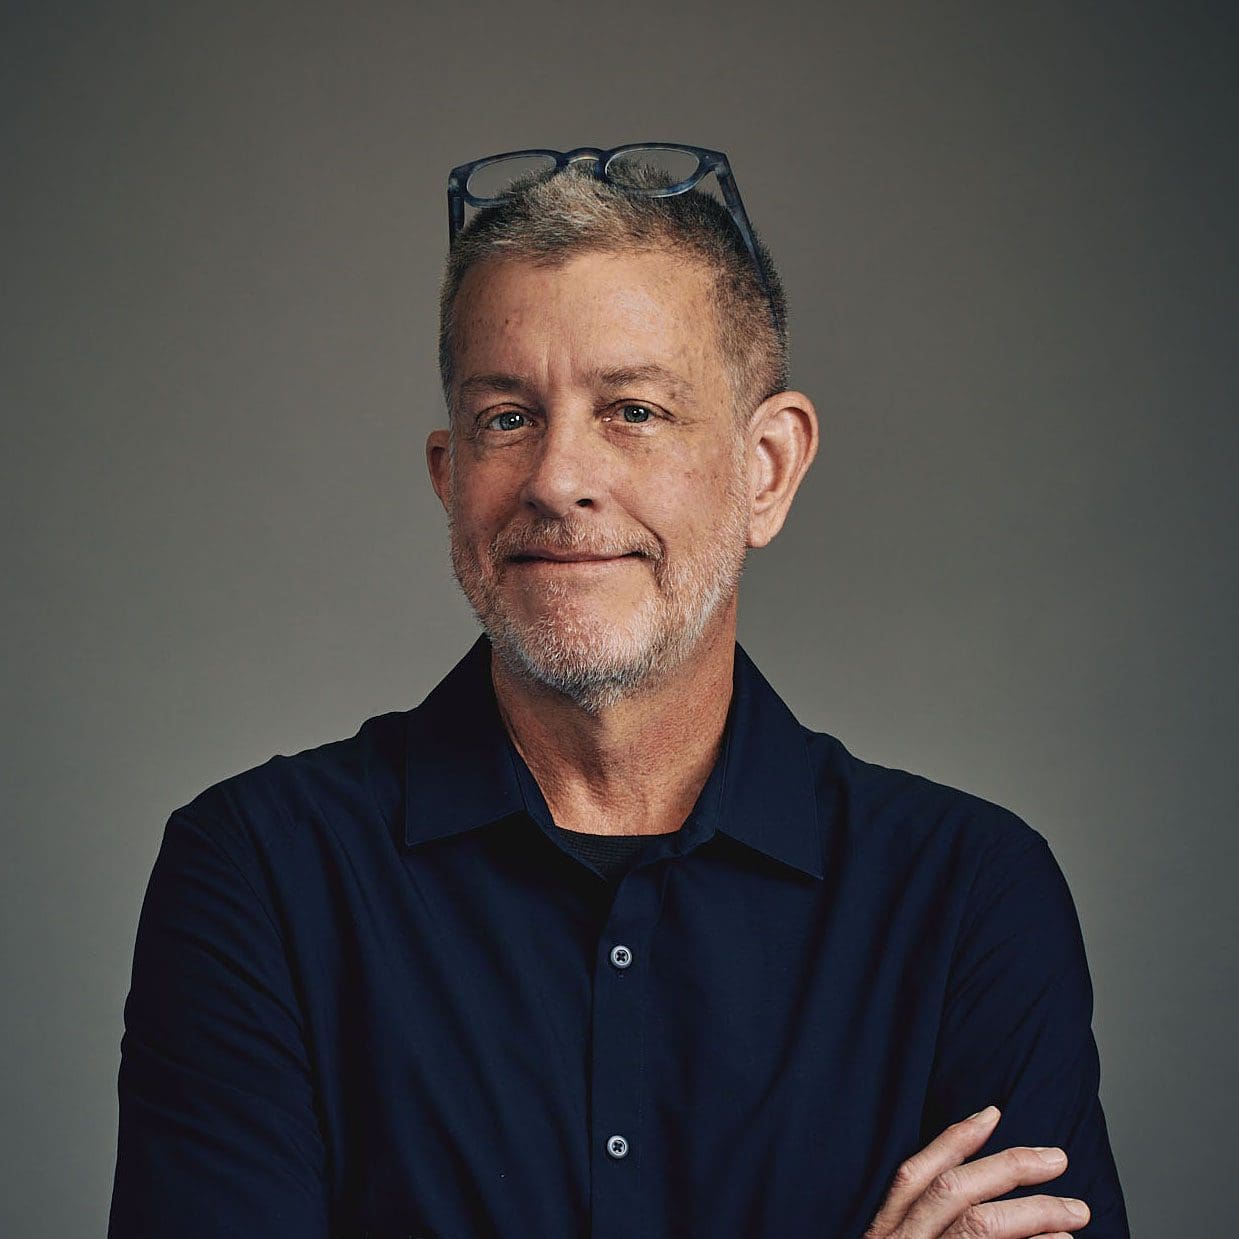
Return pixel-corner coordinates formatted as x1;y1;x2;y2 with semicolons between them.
427;248;754;710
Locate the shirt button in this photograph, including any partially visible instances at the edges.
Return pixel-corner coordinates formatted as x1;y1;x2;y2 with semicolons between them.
609;944;633;969
606;1134;629;1159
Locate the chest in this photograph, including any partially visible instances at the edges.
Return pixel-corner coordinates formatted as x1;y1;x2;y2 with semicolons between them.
291;834;963;1237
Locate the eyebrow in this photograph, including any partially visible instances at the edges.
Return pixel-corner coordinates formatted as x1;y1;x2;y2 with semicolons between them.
455;373;534;405
455;363;697;406
591;364;697;402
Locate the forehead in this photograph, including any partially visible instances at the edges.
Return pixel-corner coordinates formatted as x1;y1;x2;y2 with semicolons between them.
449;250;725;396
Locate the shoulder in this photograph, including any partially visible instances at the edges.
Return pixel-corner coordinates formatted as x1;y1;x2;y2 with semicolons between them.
799;727;1086;984
169;709;410;860
801;725;1049;877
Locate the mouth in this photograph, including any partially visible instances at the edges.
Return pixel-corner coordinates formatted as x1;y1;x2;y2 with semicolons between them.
508;551;645;564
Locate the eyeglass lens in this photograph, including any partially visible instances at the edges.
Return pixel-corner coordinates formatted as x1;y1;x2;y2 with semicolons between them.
465;154;559;200
605;146;703;190
464;147;710;202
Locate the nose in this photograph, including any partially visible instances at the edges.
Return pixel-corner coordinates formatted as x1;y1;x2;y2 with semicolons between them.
518;414;604;519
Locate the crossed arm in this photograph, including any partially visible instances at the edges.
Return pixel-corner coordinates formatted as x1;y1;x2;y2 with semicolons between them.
108;812;1127;1237
868;830;1129;1237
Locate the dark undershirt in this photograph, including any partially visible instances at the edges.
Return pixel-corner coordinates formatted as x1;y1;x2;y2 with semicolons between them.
548;823;676;882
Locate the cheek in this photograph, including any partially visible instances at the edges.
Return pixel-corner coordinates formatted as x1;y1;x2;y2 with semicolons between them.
637;456;745;534
626;478;712;547
451;464;518;527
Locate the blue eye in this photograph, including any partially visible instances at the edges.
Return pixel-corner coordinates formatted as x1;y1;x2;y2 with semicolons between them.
486;410;528;431
620;404;653;423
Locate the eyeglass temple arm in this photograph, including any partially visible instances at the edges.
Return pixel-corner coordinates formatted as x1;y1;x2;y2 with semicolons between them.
713;168;771;293
448;178;466;245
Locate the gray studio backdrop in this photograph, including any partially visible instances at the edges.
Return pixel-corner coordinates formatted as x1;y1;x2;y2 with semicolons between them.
4;2;1236;1234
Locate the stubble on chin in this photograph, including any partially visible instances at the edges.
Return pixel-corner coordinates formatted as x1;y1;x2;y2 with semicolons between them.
447;533;669;712
445;470;750;712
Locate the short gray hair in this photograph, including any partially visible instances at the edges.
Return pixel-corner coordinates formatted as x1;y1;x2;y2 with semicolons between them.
438;163;788;423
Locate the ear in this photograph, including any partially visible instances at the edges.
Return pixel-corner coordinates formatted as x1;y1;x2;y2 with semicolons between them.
744;390;819;549
426;427;452;511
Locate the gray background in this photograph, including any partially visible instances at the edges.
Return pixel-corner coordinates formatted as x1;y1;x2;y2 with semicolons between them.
4;1;1235;1233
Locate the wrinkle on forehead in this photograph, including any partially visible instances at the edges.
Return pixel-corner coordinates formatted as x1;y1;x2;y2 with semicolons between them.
449;252;725;405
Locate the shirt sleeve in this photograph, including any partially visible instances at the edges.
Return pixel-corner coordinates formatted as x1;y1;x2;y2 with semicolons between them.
922;827;1130;1237
108;808;331;1238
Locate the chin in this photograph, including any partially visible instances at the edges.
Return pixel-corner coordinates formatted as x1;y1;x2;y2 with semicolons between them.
452;541;743;710
494;636;661;713
492;600;715;714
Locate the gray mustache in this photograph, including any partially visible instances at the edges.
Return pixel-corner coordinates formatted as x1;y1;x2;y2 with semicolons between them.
491;523;661;562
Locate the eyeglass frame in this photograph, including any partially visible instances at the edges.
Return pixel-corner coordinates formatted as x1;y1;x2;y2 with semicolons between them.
446;143;781;333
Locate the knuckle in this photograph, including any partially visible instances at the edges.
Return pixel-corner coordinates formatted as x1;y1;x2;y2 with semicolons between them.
953;1204;996;1238
925;1168;965;1206
891;1158;921;1191
1008;1147;1038;1174
1012;1145;1053;1173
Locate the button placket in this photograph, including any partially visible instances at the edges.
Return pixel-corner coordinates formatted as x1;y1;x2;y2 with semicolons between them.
589;870;661;1237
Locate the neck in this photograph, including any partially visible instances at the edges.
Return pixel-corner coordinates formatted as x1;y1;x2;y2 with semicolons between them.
490;604;737;836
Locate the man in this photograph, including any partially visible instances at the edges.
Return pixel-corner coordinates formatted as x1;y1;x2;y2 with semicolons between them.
108;145;1129;1237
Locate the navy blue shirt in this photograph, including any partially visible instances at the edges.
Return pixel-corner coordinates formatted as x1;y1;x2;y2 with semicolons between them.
108;635;1129;1237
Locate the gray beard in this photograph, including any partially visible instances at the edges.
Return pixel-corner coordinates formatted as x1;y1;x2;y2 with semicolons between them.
449;535;747;715
482;570;741;714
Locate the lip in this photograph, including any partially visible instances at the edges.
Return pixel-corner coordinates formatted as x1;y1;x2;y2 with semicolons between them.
509;550;642;564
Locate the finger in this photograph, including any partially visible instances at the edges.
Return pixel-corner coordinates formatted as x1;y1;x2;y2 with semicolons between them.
902;1148;1072;1236
944;1194;1091;1238
865;1106;1001;1236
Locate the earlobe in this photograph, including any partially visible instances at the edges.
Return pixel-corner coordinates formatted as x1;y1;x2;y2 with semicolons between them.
746;436;779;545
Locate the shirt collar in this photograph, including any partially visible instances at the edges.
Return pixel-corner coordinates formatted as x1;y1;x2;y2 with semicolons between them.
403;634;824;880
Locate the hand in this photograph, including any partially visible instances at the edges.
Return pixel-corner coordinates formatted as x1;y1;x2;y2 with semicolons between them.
863;1106;1092;1238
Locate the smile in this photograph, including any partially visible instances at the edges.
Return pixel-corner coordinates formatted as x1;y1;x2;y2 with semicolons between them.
509;552;643;570
509;548;645;563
